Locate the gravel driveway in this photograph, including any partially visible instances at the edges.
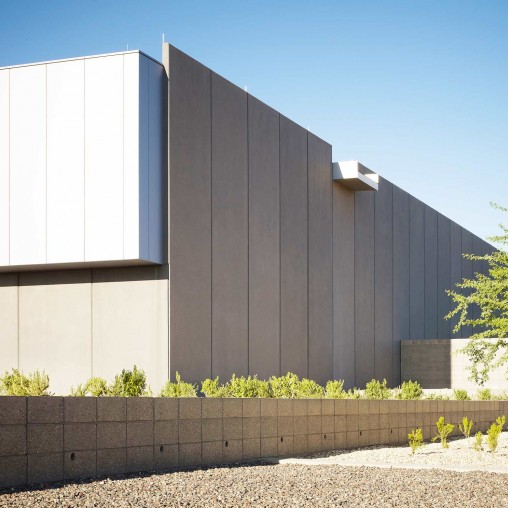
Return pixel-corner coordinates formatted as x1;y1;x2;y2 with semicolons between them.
1;463;507;508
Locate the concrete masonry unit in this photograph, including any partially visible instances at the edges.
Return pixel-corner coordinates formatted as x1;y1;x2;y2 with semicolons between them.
0;396;507;490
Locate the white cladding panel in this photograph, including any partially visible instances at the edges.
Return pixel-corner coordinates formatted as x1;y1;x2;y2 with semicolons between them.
0;70;9;265
123;53;141;260
148;60;165;262
84;55;124;262
9;65;47;265
47;60;85;263
0;51;164;271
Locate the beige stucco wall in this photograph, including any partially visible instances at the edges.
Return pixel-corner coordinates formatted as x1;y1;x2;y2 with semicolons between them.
0;267;169;395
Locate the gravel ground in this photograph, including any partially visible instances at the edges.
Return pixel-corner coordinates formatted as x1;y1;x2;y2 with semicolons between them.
1;463;508;508
292;432;508;471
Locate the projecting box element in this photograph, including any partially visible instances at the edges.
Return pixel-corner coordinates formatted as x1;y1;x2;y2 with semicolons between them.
0;51;165;271
333;161;379;191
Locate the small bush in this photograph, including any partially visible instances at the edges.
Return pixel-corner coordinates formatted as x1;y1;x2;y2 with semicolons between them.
345;388;363;399
486;416;506;452
324;380;346;399
474;431;483;451
109;366;149;397
0;369;51;396
200;377;228;398
268;372;302;398
364;379;391;400
408;428;424;455
159;372;197;397
453;389;470;401
476;388;492;401
458;416;474;438
70;377;108;397
297;378;324;399
396;380;423;400
227;375;270;398
432;416;454;448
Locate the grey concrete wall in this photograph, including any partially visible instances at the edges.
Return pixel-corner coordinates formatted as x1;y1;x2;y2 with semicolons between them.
2;396;507;489
0;267;169;395
168;45;493;389
402;339;508;390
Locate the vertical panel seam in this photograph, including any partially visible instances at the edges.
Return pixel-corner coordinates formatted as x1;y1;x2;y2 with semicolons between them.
45;64;48;263
306;131;309;378
278;114;281;377
353;192;356;387
210;70;213;378
246;93;249;375
122;55;125;259
147;59;151;261
8;69;10;265
373;190;376;380
83;60;86;261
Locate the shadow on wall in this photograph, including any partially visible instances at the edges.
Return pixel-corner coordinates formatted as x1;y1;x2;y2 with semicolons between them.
0;265;169;287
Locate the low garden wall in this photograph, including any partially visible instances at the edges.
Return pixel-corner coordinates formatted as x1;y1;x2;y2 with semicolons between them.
1;396;507;489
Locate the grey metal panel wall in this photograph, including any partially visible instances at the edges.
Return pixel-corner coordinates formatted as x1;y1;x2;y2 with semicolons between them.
437;214;451;338
461;229;473;337
392;185;409;385
409;197;425;340
280;116;308;377
450;221;462;338
307;133;333;384
332;183;355;389
374;178;393;384
354;191;375;386
424;207;438;339
169;46;212;382
248;96;280;379
210;73;249;380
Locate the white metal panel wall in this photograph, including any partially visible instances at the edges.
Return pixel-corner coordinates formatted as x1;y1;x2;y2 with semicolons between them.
0;51;164;271
46;60;85;263
84;55;124;262
123;53;141;260
9;65;47;265
0;70;8;265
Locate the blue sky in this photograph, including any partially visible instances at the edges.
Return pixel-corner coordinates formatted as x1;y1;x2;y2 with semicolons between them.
1;0;507;241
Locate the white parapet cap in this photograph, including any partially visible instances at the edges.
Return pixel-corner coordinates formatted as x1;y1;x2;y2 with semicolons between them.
332;161;379;191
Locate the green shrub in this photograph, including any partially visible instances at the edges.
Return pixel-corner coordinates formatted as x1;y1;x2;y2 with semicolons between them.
364;379;391;400
476;388;492;400
0;369;51;396
474;431;483;451
70;377;108;397
297;378;324;399
227;375;270;398
268;372;302;398
159;372;197;397
396;380;423;400
453;389;470;401
431;416;454;448
324;380;346;399
486;416;506;452
458;416;474;438
200;377;229;398
108;365;149;397
408;428;424;455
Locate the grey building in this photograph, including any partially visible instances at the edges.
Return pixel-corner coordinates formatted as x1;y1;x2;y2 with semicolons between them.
0;43;491;394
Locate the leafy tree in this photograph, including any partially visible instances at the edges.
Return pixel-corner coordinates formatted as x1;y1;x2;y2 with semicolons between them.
446;203;508;385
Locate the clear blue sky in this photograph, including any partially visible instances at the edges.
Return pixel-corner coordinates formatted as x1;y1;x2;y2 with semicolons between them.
2;0;507;242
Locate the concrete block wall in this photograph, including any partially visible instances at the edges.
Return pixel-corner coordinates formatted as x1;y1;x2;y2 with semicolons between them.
401;339;508;390
1;396;507;490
